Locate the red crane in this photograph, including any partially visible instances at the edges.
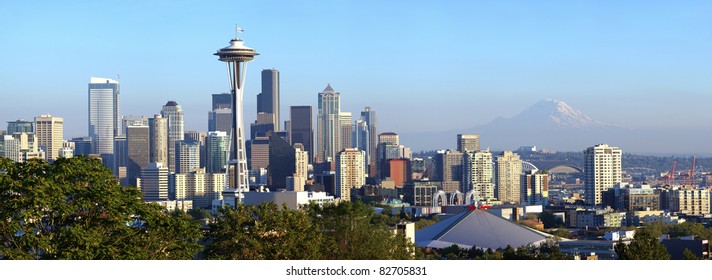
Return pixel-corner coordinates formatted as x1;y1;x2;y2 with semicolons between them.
667;160;676;185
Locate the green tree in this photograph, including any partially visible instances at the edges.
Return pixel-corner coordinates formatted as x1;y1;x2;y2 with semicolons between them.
306;201;416;260
615;228;670;260
683;248;699;260
538;210;563;229
0;156;202;259
204;203;323;260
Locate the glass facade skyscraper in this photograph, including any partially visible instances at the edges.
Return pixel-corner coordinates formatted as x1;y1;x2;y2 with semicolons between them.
88;77;120;155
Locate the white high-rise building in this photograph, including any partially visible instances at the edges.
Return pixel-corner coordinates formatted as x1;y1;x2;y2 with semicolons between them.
584;144;622;206
88;77;120;155
521;170;549;205
291;145;309;192
463;149;495;201
317;84;340;162
335;148;365;202
34;114;63;161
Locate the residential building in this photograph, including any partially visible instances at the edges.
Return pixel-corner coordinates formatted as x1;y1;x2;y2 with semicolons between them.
521;170;549;205
495;151;522;203
335;148;365;201
148;114;168;166
206;131;229;173
175;140;200;174
584;144;622;205
139;162;169;201
463;150;495;201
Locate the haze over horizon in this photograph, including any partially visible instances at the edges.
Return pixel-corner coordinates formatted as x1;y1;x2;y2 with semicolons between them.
1;1;711;154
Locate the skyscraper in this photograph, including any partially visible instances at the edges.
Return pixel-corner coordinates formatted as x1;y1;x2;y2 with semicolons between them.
257;69;280;130
34;114;63;161
521;170;549;205
175;140;200;174
149;114;168;166
339;112;352;152
457;134;480;153
378;132;399;145
206;131;229;173
584;144;622;206
434;149;463;192
212;93;232;110
352;120;369;167
495;151;523;203
336;148;365;202
161;101;184;173
360;107;377;174
126;124;150;187
317;84;340;162
88;77;120;155
290;106;313;163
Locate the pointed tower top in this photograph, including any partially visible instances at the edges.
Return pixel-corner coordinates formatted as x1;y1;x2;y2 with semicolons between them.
323;83;335;93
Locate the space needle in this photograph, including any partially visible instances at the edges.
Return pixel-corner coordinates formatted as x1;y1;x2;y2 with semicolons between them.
214;27;258;207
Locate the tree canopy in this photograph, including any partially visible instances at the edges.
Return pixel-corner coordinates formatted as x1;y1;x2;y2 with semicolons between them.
615;228;670;260
0;156;202;259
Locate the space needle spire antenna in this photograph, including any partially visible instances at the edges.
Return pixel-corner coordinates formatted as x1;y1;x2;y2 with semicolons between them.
214;26;259;208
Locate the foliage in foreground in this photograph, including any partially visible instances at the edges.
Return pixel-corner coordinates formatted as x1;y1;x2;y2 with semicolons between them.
0;156;202;259
205;201;417;260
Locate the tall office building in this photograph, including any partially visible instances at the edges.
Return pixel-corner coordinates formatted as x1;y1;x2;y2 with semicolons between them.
457;134;480;153
34;114;63;161
249;136;270;170
335;148;365;202
139;162;169;201
113;135;127;182
268;134;295;190
175;140;201;174
339;112;352;152
378;132;399;145
126;124;150;187
208;108;232;134
212;93;232;110
88;77;120;155
121;115;148;136
352;120;369;166
7;119;33;134
290;106;313;163
161;101;184;173
149;114;168;166
584;144;622;206
257;69;280;130
360;107;377;172
463;150;495;201
317;84;340;162
206;131;229;173
494;151;522;203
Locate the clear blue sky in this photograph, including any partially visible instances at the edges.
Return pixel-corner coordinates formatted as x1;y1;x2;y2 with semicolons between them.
1;1;711;149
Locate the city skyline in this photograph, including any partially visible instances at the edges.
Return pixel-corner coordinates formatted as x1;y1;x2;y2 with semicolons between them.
1;1;711;153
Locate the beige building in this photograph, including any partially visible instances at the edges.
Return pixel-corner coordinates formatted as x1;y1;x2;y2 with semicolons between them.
378;132;399;145
291;146;309;191
339;112;352;152
34;114;63;161
173;171;226;209
521;170;549;205
668;188;710;215
495;151;523;203
584;144;622;206
457;134;480;153
336;148;365;201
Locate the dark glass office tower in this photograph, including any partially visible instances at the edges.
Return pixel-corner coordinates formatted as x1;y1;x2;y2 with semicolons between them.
290;106;313;163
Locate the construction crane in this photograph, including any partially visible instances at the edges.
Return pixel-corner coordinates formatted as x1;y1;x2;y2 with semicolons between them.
666;160;676;185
